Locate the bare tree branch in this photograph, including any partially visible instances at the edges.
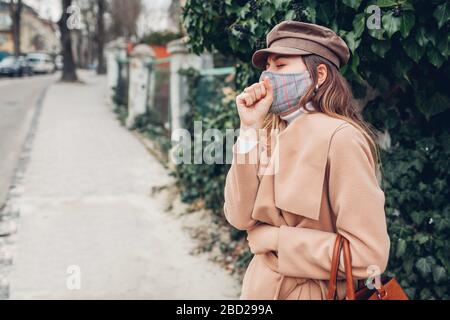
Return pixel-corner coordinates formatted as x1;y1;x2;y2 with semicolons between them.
109;0;142;40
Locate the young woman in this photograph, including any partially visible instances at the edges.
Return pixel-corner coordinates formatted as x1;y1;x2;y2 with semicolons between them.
223;21;390;300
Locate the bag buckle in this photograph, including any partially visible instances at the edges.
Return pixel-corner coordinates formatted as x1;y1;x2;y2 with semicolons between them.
376;288;387;300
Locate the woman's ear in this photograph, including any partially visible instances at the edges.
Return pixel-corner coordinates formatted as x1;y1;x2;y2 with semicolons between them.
316;64;328;86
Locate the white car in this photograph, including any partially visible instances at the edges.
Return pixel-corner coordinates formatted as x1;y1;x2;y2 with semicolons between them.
26;53;56;74
55;55;63;70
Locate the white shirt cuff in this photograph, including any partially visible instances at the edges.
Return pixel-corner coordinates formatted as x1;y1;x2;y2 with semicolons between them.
235;136;258;154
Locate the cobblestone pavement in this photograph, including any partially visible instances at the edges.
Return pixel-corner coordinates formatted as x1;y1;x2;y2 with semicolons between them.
1;70;240;299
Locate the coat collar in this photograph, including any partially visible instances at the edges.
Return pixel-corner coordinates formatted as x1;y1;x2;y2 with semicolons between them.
271;111;347;221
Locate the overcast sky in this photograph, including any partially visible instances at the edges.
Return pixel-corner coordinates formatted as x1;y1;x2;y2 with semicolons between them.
24;0;173;34
24;0;61;20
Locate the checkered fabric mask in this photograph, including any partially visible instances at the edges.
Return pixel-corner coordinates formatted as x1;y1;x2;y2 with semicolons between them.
259;70;312;115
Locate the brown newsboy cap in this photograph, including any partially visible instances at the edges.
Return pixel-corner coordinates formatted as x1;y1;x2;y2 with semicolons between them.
252;20;350;70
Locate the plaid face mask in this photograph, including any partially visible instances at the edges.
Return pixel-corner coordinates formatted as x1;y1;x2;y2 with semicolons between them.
259;70;312;115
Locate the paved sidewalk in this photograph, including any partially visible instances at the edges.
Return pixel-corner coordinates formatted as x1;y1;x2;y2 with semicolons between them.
6;71;239;299
0;73;57;209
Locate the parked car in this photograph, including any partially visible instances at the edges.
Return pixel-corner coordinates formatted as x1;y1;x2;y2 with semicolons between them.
55;55;63;70
0;55;33;77
0;51;10;62
26;53;56;74
87;63;97;70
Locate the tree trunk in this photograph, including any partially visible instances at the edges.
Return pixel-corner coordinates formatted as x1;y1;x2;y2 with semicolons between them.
9;0;22;57
58;0;78;82
96;0;106;74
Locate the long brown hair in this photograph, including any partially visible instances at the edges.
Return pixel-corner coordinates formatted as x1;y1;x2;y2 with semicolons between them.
262;54;382;180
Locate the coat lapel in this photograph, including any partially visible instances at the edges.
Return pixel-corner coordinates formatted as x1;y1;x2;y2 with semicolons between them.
272;112;346;221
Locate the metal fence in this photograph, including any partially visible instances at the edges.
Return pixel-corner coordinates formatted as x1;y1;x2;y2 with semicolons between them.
150;57;171;130
112;53;235;134
114;56;129;109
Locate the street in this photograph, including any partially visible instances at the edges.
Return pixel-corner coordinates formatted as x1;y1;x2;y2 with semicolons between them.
0;71;239;299
0;74;58;207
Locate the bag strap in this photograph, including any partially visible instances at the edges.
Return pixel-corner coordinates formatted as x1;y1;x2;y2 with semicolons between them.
326;234;344;300
327;234;356;300
342;237;356;300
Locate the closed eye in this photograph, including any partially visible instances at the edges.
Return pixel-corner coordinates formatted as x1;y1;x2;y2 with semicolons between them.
265;63;286;69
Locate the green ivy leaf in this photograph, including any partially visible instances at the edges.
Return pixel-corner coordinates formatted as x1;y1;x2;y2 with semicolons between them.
432;266;447;283
411;211;424;225
285;9;296;21
414;233;429;244
396;239;407;257
417;91;450;120
376;0;397;8
345;31;362;54
316;2;334;24
433;2;450;29
400;12;415;38
419;288;432;300
247;20;258;34
343;0;362;9
370;39;391;58
224;3;240;15
260;6;275;24
382;11;401;38
273;0;287;10
229;36;238;51
428;92;450;118
402;36;425;63
436;33;450;58
403;257;414;273
401;2;415;11
239;2;250;18
427;46;446;68
303;6;317;23
368;27;385;40
353;13;366;38
393;58;412;83
415;27;429;47
416;257;432;276
350;51;360;73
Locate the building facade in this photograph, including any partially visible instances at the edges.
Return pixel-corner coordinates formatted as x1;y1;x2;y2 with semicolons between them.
0;1;59;55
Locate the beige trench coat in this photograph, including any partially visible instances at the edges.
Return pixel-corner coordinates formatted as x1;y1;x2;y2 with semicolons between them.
223;111;390;300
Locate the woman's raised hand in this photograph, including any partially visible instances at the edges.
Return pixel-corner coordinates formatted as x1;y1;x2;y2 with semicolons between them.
236;76;273;130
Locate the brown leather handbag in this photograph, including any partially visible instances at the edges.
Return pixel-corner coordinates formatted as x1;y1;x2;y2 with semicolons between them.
326;234;409;300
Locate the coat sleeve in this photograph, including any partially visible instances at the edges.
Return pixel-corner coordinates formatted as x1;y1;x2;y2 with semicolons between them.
223;128;261;231
276;124;390;280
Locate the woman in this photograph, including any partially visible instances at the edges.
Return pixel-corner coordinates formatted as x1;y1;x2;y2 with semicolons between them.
223;21;390;300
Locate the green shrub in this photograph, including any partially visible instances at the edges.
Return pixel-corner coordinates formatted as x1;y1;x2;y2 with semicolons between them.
131;111;172;155
173;68;239;214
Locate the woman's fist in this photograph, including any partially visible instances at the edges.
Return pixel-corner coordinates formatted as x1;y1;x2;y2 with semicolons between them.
236;76;273;130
